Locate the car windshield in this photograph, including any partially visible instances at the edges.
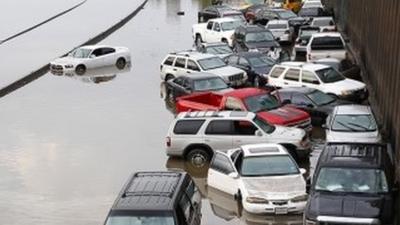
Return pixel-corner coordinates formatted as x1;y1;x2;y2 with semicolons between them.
313;19;333;27
206;45;233;55
307;90;335;106
193;77;228;91
253;116;275;134
276;10;297;19
315;168;389;194
245;94;280;112
300;29;319;39
267;23;287;29
106;216;175;225
71;48;92;58
247;55;276;67
311;36;344;50
331;114;377;132
245;31;275;43
221;20;244;31
315;67;345;83
241;155;299;176
198;57;226;70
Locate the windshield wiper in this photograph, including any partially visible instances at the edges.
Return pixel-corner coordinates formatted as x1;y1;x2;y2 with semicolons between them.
336;121;358;131
347;122;370;131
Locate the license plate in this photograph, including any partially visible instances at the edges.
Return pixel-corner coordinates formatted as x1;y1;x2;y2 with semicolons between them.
275;207;288;215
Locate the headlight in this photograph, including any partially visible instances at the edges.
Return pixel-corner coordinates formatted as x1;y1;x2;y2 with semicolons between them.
341;90;352;96
291;194;308;203
305;220;317;225
65;64;74;69
246;197;269;204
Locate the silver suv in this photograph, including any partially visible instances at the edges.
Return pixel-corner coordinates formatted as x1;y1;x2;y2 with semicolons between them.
165;111;310;167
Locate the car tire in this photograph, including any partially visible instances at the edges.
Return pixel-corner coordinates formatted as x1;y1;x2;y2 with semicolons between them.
186;148;211;168
116;58;126;70
75;64;86;75
221;38;228;44
165;74;175;81
195;34;203;47
234;189;242;201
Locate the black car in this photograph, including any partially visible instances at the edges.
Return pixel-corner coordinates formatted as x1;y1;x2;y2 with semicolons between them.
232;25;280;53
166;73;231;99
104;171;202;225
273;87;350;125
304;143;397;225
224;52;276;87
246;7;306;28
198;5;245;23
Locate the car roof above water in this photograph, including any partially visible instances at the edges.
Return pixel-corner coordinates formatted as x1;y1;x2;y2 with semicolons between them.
176;111;254;120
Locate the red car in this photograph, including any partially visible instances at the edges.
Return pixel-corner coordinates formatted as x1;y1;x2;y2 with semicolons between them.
176;88;312;131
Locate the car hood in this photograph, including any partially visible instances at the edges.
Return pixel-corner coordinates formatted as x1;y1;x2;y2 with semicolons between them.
207;66;245;78
257;106;309;125
245;41;280;52
270;125;305;141
242;175;306;199
51;56;84;65
326;130;381;143
324;79;366;93
307;192;387;220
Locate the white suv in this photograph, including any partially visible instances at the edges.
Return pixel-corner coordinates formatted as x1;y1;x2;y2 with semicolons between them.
160;51;247;87
165;111;310;167
268;62;367;102
208;143;308;214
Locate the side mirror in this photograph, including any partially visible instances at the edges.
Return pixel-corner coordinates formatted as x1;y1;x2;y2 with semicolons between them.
255;130;263;137
300;168;307;175
228;172;239;179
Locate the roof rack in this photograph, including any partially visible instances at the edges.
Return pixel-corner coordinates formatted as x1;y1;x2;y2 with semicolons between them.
170;49;197;57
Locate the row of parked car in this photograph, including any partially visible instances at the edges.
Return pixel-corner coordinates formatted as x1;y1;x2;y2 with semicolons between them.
100;0;397;225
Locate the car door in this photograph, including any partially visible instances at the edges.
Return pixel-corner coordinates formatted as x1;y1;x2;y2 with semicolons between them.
282;68;301;87
87;48;103;68
204;21;214;42
300;70;322;89
231;120;261;147
186;59;201;74
204;120;234;151
100;47;117;65
173;57;188;77
209;22;222;42
208;151;239;195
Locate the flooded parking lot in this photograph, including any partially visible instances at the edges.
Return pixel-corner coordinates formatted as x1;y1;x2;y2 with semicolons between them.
0;0;327;224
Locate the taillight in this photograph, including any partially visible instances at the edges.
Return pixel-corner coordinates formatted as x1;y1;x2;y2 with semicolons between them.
166;137;171;147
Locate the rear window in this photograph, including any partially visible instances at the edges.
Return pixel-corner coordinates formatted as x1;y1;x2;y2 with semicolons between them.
267;24;287;29
174;120;205;134
269;66;286;78
163;56;175;66
311;36;344;50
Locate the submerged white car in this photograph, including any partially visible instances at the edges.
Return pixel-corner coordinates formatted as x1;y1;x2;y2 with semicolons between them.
208;143;308;214
50;45;130;75
325;105;381;143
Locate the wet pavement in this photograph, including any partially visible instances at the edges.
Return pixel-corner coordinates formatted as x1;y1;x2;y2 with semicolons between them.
0;0;325;225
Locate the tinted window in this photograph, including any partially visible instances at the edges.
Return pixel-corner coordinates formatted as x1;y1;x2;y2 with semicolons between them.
179;194;192;224
187;60;200;71
331;115;377;132
101;47;116;55
269;66;286;78
173;77;184;86
233;120;257;135
164;56;175;66
311;36;344;50
91;48;102;57
302;71;320;84
307;90;335;106
241;155;299;176
207;22;213;30
315;67;345;83
175;58;186;68
211;153;235;174
213;22;221;32
292;95;313;106
205;120;232;135
284;69;300;81
174;120;205;134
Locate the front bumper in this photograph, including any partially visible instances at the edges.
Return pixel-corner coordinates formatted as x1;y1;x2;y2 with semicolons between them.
243;200;306;215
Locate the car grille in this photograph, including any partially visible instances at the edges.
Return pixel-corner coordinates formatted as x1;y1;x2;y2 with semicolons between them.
228;73;244;82
50;64;63;71
271;200;288;206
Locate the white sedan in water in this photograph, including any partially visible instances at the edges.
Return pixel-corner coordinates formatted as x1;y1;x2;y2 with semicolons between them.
50;45;130;75
208;143;308;214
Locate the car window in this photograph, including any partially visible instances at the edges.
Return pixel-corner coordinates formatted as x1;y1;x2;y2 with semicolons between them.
205;120;233;135
292;95;313;106
233;120;258;135
284;69;300;81
179;194;192;224
164;56;175;66
210;152;235;175
207;21;213;30
269;66;286;78
101;47;116;56
187;60;200;71
240;155;299;176
227;55;239;65
311;36;344;50
302;70;320;84
182;79;191;88
186;180;195;198
91;48;102;57
174;120;205;134
174;58;186;68
213;22;221;32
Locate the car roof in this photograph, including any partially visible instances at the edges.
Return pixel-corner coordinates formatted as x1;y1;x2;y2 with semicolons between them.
181;72;222;80
276;87;316;94
311;32;342;38
209;17;240;23
334;104;372;115
224;87;267;99
79;45;114;50
241;144;289;157
267;20;289;25
318;143;387;169
170;51;217;60
177;110;254;120
279;61;330;71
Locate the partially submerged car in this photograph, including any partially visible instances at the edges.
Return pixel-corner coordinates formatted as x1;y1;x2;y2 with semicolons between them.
208;143;308;214
198;5;246;23
232;25;280;53
50;45;130;75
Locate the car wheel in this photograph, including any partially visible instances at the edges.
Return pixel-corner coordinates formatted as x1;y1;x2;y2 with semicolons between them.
165;74;175;81
186;148;211;168
221;38;228;44
116;58;126;70
195;34;203;47
75;64;86;75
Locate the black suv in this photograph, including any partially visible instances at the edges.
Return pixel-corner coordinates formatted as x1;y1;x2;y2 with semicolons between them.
198;5;245;23
304;143;397;225
104;171;202;225
232;25;280;53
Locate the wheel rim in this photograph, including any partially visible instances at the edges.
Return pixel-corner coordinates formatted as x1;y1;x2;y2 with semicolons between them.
191;153;206;168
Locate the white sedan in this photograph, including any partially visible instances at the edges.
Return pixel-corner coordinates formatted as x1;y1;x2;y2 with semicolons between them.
50;45;130;75
207;143;308;214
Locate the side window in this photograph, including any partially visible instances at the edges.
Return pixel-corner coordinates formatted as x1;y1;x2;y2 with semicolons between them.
206;22;213;30
205;120;233;135
225;97;244;111
174;57;186;68
101;47;116;55
187;60;200;71
213;23;221;32
233;120;258;135
210;152;235;174
91;48;102;57
164;56;175;66
227;56;239;65
174;120;205;134
186;180;195;198
292;95;313;106
238;57;250;66
269;66;286;78
302;71;320;84
284;69;300;81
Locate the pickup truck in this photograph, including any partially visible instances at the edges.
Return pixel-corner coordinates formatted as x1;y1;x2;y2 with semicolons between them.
306;32;348;62
192;18;244;47
176;88;312;131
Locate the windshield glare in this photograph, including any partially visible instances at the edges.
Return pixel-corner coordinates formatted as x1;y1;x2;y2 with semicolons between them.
307;90;335;106
331;114;377;132
221;20;243;31
106;216;175;225
248;55;276;67
315;67;345;83
206;45;233;55
241;155;299;176
245;94;280;112
71;48;91;58
276;10;297;19
198;57;226;70
253;116;275;134
193;77;228;91
315;168;389;193
245;31;275;42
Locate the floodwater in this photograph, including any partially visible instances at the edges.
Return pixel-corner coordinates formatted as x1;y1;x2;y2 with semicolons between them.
0;0;325;225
